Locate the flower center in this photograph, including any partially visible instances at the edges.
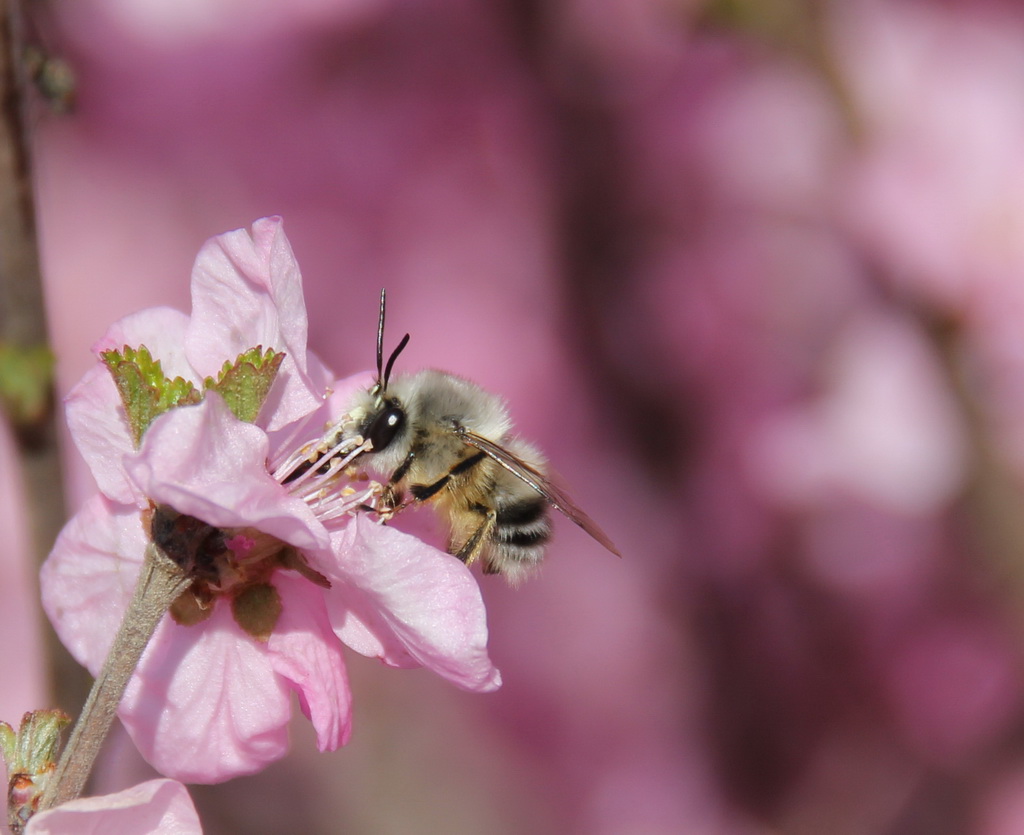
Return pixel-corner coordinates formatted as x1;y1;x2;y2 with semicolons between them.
144;411;384;642
147;504;330;641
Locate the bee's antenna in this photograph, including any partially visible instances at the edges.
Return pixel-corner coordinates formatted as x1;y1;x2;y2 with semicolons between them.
376;288;387;386
376;288;410;391
384;333;410;388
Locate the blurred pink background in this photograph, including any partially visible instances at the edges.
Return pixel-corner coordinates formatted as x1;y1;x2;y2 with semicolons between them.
11;0;1024;831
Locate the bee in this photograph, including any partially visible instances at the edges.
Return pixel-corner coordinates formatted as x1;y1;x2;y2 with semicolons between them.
341;290;620;585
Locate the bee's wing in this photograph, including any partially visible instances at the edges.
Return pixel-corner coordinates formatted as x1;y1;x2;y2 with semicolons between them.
459;430;621;557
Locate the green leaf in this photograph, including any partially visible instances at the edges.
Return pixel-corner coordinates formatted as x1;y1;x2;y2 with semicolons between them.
0;343;55;426
101;345;201;446
205;346;285;424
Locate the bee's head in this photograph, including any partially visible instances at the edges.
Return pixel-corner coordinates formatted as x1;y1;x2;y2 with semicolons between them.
364;288;411;456
363;395;406;454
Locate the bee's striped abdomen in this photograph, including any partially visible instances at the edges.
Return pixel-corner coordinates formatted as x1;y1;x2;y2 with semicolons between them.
484;495;551;577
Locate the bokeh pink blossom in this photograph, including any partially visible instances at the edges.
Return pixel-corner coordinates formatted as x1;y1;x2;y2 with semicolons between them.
9;0;1024;831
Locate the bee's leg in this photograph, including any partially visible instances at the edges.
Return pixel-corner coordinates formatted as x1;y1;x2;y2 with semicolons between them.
365;484;405;520
454;507;496;567
389;450;416;486
409;452;487;503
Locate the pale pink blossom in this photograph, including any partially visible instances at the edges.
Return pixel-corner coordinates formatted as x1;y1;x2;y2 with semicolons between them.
41;218;498;783
24;779;201;835
837;2;1024;303
750;312;967;516
836;3;1024;477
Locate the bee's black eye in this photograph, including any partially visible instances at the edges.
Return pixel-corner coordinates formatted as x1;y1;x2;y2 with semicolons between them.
365;404;405;452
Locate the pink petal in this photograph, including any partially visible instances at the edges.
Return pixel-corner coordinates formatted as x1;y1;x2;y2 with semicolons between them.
26;779;201;835
64;366;144;506
264;370;373;466
325;515;501;692
92;306;196;384
325;370;375;414
120;604;291;783
266;574;353;751
67;307;195;506
184;217;326;430
40;495;147;676
126;394;330;552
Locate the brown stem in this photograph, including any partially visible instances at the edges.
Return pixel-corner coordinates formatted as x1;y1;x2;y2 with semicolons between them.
0;0;41;337
0;0;85;725
38;545;192;811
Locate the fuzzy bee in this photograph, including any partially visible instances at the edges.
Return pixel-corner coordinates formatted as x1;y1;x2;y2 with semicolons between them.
341;290;619;585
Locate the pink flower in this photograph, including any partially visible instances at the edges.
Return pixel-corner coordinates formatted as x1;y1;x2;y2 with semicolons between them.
41;218;499;783
750;311;967;516
24;779;201;835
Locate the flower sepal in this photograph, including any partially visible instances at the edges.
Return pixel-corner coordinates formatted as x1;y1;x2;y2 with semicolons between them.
101;345;201;445
1;710;71;833
205;346;285;423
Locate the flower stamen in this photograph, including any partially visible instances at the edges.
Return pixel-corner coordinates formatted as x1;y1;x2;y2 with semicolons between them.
274;428;368;489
